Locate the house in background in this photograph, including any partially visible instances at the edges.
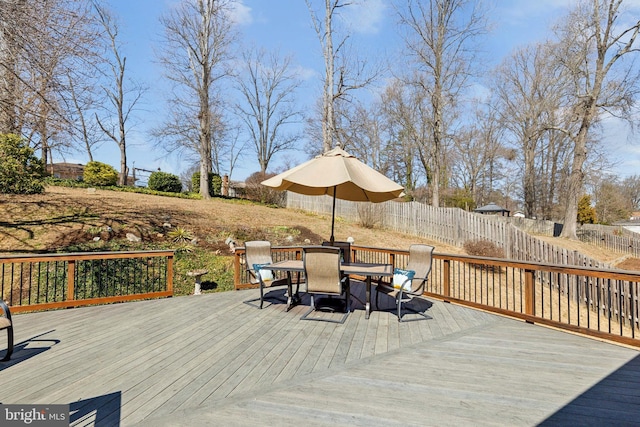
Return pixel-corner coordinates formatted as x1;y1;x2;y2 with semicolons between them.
221;175;246;198
47;162;136;186
47;163;84;180
473;203;511;217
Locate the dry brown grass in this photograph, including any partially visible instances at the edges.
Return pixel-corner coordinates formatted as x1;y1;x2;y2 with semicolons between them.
2;186;638;272
0;186;461;255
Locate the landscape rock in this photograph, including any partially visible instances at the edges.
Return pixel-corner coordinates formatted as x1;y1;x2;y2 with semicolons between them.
126;233;141;242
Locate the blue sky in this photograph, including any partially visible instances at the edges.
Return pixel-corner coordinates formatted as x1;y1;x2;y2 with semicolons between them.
58;0;640;182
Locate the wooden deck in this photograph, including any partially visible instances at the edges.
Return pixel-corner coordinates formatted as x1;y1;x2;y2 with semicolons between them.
1;283;639;426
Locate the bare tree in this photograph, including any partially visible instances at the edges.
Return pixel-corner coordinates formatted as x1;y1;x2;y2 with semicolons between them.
66;71;102;162
396;0;487;207
234;47;302;173
554;0;640;239
306;0;379;153
0;0;25;134
451;101;508;207
0;0;100;165
93;2;145;186
306;0;341;153
157;0;235;198
493;42;572;219
621;175;640;210
593;175;633;223
378;78;428;197
222;123;249;179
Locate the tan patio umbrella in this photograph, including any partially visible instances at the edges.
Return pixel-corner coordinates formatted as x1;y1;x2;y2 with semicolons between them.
261;145;405;243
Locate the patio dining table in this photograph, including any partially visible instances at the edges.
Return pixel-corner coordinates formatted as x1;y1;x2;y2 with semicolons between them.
259;259;394;319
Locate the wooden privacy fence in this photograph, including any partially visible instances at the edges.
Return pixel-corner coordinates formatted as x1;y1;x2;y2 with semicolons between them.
1;250;174;313
498;218;640;258
576;228;640;258
234;245;640;348
286;193;619;268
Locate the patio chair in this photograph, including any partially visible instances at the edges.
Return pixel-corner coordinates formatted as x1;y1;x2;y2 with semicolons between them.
301;246;350;324
322;240;353;291
375;244;434;322
244;240;291;309
0;300;13;361
322;240;351;262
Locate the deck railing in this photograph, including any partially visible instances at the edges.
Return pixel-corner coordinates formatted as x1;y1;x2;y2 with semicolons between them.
234;245;640;348
1;250;174;313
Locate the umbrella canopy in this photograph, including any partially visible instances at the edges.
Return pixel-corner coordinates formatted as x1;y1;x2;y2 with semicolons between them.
261;146;404;242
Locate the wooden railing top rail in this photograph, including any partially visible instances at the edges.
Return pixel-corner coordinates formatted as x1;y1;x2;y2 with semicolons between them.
0;250;175;264
432;253;640;282
236;244;640;282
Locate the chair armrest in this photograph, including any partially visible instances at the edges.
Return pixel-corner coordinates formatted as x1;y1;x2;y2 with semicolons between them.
408;276;430;295
0;300;12;324
381;275;429;296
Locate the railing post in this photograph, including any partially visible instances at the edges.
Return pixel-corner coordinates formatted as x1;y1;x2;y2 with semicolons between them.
525;269;535;315
167;254;174;294
67;259;75;302
443;259;451;298
234;252;242;289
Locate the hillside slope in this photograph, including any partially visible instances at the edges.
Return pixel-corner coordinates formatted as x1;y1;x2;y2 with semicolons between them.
0;186;460;255
2;186;637;271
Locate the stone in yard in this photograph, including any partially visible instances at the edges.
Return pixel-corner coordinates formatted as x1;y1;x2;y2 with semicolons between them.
126;233;141;242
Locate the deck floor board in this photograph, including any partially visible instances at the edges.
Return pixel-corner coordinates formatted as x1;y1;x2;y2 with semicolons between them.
1;289;639;426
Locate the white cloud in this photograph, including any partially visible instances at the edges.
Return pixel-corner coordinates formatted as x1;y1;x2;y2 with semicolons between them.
227;0;253;26
293;65;319;81
342;0;387;35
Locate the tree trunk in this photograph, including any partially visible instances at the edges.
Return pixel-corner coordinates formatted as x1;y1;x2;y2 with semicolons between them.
323;0;334;153
523;135;536;218
560;107;591;239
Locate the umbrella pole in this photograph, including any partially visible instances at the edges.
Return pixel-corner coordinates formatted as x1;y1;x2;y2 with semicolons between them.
330;188;336;245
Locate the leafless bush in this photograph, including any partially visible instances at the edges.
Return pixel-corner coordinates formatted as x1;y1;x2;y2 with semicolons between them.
463;239;505;258
357;203;383;229
463;239;505;272
244;172;286;206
